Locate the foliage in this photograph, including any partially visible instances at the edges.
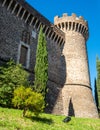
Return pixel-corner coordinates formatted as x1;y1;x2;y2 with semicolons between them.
0;107;100;130
12;86;45;116
0;60;29;107
34;27;48;97
96;56;100;111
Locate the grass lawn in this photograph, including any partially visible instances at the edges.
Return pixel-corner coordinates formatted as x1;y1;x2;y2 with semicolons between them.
0;107;100;130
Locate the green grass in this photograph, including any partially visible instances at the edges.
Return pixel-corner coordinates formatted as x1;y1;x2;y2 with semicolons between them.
0;107;100;130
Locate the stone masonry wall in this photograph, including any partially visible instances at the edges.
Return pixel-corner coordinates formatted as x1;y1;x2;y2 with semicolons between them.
0;2;65;113
54;14;99;118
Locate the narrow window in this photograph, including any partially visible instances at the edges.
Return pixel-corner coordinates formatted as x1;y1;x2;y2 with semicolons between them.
17;42;30;69
19;45;28;67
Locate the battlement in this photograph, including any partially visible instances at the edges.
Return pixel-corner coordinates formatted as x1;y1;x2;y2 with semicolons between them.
54;13;89;40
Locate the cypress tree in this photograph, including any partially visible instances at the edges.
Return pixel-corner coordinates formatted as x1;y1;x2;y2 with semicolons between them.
94;78;98;108
34;27;48;97
96;56;100;111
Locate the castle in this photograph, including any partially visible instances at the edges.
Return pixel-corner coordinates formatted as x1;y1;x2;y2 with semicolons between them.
0;0;99;118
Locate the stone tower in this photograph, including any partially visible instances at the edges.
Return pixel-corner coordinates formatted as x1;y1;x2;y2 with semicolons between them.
54;13;99;118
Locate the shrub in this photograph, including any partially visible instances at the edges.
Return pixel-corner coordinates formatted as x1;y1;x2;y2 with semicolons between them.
12;86;45;117
0;60;29;107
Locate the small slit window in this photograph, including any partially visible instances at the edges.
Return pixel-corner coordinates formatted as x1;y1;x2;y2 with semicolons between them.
18;42;30;69
19;45;28;67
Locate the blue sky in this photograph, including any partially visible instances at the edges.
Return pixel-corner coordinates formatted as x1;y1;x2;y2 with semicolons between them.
26;0;100;95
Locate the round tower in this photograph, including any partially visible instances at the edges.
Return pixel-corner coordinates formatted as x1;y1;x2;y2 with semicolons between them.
54;13;99;118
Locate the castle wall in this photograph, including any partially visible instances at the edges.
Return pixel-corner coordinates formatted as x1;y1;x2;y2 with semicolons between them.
0;1;65;113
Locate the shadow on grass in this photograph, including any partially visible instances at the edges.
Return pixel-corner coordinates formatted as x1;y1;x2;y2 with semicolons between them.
26;116;54;125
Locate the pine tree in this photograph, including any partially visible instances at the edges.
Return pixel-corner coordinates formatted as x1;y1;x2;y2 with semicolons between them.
34;27;48;97
96;56;100;111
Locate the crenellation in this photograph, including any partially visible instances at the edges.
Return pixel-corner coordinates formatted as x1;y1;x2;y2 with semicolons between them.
63;13;68;17
54;14;89;40
72;13;76;18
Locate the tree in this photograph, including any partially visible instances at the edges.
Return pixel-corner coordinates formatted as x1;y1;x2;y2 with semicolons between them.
0;60;29;107
96;56;100;111
12;86;45;117
34;27;48;97
94;78;98;108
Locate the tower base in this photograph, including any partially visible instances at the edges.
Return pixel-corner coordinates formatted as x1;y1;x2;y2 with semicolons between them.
62;85;99;118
